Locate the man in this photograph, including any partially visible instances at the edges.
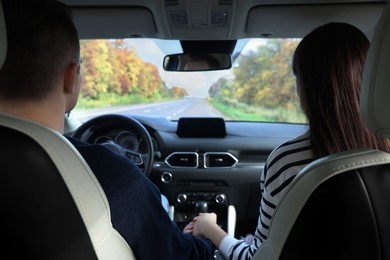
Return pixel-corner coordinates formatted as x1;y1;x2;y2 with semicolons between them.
0;0;214;259
184;54;220;71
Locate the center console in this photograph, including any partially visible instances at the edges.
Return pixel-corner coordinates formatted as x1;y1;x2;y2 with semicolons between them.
160;117;237;235
169;191;236;236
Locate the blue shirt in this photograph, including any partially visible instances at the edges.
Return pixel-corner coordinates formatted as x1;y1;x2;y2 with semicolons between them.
66;136;214;260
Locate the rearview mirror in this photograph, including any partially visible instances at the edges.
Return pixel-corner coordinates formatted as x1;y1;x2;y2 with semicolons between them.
163;53;232;71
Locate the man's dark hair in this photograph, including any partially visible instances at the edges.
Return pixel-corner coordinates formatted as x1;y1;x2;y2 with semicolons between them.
0;0;80;100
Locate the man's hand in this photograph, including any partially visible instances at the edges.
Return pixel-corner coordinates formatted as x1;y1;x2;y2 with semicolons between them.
183;216;200;234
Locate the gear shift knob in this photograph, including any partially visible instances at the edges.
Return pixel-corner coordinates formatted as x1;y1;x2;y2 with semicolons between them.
194;201;208;215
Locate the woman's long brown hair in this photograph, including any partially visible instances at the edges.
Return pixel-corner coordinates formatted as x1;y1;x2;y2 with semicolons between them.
292;22;390;159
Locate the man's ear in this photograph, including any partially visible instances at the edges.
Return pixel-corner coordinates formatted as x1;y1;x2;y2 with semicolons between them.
63;63;78;94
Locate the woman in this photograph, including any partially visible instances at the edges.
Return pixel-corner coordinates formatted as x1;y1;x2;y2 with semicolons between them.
188;22;390;259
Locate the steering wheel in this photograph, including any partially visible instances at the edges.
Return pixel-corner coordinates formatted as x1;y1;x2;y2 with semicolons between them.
72;114;154;177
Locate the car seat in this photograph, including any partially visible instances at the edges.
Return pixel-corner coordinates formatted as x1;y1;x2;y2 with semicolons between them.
0;2;136;259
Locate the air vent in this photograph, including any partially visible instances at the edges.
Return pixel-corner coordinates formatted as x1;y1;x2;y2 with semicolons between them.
204;152;238;168
165;152;199;168
219;0;233;6
166;0;179;6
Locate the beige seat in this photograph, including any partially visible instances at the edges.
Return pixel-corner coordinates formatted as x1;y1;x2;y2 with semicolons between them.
0;2;135;259
251;4;390;260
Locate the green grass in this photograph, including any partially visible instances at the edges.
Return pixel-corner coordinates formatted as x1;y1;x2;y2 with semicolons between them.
74;94;306;124
209;98;307;123
75;93;175;110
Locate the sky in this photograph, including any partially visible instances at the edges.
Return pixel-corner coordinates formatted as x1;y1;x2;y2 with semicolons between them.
126;38;266;98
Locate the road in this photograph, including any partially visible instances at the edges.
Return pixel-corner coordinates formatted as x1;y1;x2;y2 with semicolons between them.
72;97;226;122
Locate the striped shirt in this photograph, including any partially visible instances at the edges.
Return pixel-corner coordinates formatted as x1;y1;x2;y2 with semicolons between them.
219;132;314;259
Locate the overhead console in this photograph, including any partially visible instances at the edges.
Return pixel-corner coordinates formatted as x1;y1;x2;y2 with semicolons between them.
176;117;226;138
164;0;235;39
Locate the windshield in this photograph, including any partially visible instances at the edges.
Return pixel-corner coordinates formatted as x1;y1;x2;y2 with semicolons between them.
72;38;306;124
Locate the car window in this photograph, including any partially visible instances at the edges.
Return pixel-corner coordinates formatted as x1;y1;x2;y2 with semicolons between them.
72;38;306;124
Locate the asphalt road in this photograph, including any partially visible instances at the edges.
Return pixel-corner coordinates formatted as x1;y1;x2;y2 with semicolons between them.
72;97;226;122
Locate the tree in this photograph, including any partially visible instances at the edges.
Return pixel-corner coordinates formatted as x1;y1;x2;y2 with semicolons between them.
79;39;171;103
209;77;232;99
211;39;300;110
171;86;189;97
80;40;114;99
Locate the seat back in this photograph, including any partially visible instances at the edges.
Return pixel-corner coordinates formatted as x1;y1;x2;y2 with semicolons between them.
361;3;390;138
0;2;135;259
0;114;136;260
254;150;390;260
253;4;390;260
0;0;6;67
279;151;390;260
0;115;99;260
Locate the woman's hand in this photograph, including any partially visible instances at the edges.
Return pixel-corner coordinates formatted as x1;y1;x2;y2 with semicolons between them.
192;213;228;248
192;213;217;237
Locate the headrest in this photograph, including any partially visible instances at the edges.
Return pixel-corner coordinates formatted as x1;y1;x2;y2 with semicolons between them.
0;1;7;68
361;5;390;138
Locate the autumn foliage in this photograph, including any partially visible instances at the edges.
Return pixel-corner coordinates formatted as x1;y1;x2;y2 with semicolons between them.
208;39;306;122
79;39;187;103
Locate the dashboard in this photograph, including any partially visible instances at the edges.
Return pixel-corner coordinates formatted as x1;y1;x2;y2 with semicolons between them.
71;114;308;236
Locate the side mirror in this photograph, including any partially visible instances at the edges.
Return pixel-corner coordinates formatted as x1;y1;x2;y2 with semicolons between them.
163;53;232;71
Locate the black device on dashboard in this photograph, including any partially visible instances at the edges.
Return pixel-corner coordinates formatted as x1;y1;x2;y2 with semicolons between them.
176;117;226;138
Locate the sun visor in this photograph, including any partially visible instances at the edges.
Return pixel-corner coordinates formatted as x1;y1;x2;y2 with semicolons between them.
246;3;385;39
71;7;157;39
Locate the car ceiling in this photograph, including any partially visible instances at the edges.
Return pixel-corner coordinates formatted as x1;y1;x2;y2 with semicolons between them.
61;0;386;41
